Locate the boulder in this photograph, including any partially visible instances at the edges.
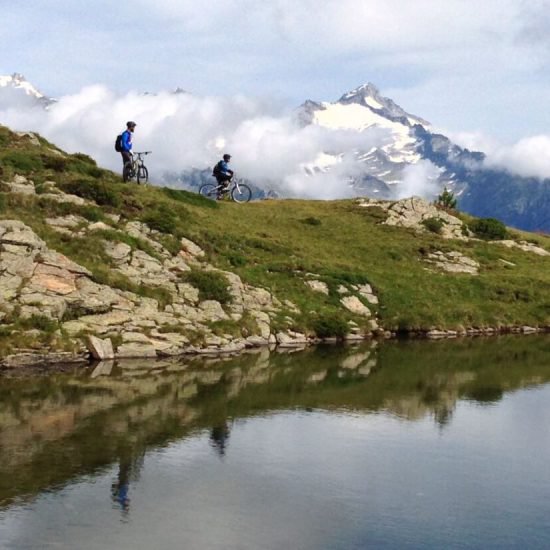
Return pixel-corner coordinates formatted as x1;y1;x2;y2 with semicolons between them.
341;296;371;317
180;237;205;258
306;280;329;295
116;342;157;358
425;251;479;275
87;335;115;360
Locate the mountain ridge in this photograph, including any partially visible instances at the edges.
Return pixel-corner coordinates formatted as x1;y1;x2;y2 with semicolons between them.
2;74;550;231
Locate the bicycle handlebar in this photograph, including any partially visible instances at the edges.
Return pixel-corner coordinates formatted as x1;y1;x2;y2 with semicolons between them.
133;151;152;155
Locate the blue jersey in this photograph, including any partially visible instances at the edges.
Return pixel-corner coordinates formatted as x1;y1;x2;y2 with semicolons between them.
219;160;232;176
121;130;132;152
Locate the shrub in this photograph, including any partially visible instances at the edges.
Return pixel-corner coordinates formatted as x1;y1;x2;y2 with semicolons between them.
311;313;348;339
228;253;247;267
302;216;322;226
422;217;444;234
182;270;232;304
72;152;97;165
142;208;177;234
469;217;508;240
1;151;42;172
41;155;67;172
435;187;457;210
18;314;58;333
68;159;103;178
78;206;104;222
60;179;121;208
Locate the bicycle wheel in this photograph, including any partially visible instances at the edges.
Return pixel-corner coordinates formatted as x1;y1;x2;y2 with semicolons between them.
199;183;219;200
231;183;251;203
122;162;134;183
137;165;149;184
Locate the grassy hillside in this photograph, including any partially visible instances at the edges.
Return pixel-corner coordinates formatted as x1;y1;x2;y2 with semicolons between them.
1;124;550;336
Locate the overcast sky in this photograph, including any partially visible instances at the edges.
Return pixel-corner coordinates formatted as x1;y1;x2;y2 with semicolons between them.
2;0;550;142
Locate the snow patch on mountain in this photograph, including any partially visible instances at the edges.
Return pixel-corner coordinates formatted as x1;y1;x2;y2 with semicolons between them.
0;73;46;99
0;73;55;110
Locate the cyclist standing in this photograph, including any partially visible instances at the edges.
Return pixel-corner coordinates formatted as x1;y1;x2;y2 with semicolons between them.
213;154;234;195
120;121;136;171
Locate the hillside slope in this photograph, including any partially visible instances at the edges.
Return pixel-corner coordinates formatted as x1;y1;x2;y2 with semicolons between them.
0;125;549;365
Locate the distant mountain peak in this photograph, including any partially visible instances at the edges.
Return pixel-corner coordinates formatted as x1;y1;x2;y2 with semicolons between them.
338;82;430;128
0;73;53;104
339;82;381;102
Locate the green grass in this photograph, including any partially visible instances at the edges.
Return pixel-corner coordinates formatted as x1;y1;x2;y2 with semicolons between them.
0;123;549;332
181;270;232;304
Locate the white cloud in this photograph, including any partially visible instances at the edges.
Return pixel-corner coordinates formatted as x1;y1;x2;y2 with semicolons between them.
395;160;442;200
484;135;550;180
2;0;548;139
447;128;550;180
0;85;386;198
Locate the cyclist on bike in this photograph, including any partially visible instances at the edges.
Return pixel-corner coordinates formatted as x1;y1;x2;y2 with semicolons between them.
213;154;234;194
120;121;136;170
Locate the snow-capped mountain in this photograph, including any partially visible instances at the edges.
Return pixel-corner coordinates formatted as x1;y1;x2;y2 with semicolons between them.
296;83;472;198
296;84;550;231
1;73;549;231
0;73;55;108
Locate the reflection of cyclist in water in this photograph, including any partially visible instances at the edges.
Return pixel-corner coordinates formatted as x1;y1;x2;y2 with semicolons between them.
111;458;131;512
111;447;145;514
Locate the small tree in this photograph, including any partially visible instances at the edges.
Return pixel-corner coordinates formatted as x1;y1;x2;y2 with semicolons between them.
435;187;457;210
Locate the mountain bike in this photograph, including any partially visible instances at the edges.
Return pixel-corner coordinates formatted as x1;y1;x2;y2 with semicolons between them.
123;151;151;184
198;177;252;203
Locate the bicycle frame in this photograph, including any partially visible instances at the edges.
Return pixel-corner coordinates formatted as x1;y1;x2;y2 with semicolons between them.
216;177;243;194
123;151;151;184
132;151;151;171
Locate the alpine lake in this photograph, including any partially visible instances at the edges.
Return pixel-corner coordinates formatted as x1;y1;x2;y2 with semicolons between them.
1;336;550;549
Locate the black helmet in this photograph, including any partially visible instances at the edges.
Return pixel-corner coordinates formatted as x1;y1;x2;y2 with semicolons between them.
223;153;231;161
127;121;137;128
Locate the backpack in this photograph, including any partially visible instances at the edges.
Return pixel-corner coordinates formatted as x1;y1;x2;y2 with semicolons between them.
114;134;123;152
212;161;222;177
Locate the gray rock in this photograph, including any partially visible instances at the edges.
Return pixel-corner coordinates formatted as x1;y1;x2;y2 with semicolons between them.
494;240;550;257
122;332;153;343
425;250;480;275
199;300;229;321
104;241;132;264
276;331;308;347
180;237;205;258
116;342;157;358
40;192;87;206
306;279;329;295
245;335;269;347
341;296;371;317
87;335;115;360
45;215;86;230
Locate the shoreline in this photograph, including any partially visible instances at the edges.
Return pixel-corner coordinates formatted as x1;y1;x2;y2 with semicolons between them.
2;324;549;371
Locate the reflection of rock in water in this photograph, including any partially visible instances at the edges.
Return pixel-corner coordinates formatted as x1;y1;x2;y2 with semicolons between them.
210;423;231;457
6;337;550;509
337;343;379;378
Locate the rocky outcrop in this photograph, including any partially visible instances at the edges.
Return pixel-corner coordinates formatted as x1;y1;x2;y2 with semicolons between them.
2;215;362;366
341;296;372;317
493;240;550;257
424;250;480;275
358;196;468;240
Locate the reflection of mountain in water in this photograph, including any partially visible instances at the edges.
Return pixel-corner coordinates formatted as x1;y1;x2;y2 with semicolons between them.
1;337;550;508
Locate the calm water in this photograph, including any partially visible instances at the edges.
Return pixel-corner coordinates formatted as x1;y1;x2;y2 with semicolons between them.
1;337;550;549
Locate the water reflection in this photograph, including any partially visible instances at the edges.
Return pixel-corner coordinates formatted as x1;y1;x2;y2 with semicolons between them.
0;336;550;514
